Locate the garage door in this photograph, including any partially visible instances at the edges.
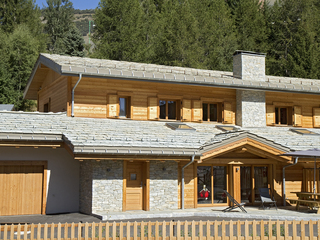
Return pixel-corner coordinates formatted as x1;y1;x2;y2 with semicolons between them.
0;164;45;216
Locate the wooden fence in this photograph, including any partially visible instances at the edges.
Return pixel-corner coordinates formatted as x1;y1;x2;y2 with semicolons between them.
1;219;320;240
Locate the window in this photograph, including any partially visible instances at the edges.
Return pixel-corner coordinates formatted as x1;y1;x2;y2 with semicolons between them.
159;100;179;120
275;107;292;125
108;94;131;118
197;166;227;205
119;97;130;118
43;98;51;113
202;102;222;122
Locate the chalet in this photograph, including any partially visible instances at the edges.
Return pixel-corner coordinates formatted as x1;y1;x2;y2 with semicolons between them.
1;51;320;217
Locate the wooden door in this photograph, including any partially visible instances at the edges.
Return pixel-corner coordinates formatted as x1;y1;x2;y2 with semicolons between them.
0;165;44;216
126;162;144;210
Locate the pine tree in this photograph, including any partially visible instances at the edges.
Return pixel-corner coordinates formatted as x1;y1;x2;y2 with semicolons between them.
228;0;269;53
267;0;320;78
0;0;43;36
194;0;237;71
0;25;41;110
152;0;202;68
43;0;81;55
92;0;147;62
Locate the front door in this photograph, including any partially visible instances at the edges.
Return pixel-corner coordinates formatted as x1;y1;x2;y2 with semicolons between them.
126;162;143;210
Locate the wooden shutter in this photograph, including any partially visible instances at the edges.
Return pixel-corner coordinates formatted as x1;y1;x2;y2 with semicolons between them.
266;105;275;126
182;99;191;122
293;106;302;127
148;97;158;120
192;100;202;122
223;102;232;124
107;94;118;118
313;108;320;127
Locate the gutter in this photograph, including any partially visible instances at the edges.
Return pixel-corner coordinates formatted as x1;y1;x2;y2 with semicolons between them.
282;157;298;206
71;73;82;117
181;155;195;209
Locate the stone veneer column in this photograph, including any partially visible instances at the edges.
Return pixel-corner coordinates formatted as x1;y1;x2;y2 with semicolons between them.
236;90;266;127
80;160;123;214
149;161;178;211
233;51;266;82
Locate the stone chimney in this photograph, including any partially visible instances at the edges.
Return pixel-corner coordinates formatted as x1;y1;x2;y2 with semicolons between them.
233;50;266;82
234;51;267;128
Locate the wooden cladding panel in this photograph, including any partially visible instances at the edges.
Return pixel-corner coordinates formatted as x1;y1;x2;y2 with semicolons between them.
38;77;68;113
148;97;158;120
223;102;232;124
178;162;195;209
107;95;118;118
293;106;302;127
0;165;44;216
266;105;275;126
313;108;320;127
182;99;192;122
192;100;202;122
41;76;237;121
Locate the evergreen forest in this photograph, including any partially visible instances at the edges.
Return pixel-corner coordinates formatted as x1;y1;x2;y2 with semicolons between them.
1;0;320;111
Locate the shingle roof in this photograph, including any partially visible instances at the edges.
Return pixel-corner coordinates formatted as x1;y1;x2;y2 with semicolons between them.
1;111;320;157
24;54;320;100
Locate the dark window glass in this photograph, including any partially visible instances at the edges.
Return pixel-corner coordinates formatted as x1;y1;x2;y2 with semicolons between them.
240;166;252;203
159;100;166;119
213;166;227;203
275;107;279;124
254;167;268;201
280;108;287;124
202;103;208;121
209;104;218;121
197;166;212;204
44;103;49;113
167;101;176;119
119;97;127;117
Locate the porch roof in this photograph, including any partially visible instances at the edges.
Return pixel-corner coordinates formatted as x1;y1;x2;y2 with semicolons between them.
1;111;320;158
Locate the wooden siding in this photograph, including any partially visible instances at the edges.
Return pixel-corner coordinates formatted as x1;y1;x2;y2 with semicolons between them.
178;162;195;209
69;77;236;122
266;92;320;128
38;77;68;112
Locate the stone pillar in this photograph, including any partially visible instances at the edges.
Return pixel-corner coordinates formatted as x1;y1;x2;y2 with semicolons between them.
149;161;178;211
236;90;266;127
233;51;266;82
79;160;123;215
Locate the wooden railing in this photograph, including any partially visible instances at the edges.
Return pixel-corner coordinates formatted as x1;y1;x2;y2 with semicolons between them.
1;219;320;239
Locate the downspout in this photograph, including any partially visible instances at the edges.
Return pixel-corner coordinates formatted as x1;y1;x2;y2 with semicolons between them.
71;73;82;117
181;154;195;209
282;157;298;206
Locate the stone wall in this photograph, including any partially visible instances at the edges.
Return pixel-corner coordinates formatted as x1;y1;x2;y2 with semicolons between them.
149;161;178;211
233;52;266;82
236;90;266;127
80;160;123;214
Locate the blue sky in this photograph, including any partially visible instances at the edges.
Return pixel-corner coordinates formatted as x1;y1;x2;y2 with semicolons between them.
35;0;100;10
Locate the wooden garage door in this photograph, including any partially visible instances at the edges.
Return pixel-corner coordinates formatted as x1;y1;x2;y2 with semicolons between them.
0;164;44;216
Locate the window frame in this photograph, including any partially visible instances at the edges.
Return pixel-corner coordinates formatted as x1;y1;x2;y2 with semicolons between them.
159;99;180;120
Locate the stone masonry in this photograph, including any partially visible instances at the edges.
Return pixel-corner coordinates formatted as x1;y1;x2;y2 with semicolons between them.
80;160;123;214
236;90;266;127
149;161;178;211
233;51;266;82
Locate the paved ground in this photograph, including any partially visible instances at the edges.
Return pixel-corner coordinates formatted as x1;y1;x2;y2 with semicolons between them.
0;206;319;224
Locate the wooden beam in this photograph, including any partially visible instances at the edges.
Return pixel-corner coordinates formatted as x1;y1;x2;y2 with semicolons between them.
74;155;194;161
201;137;290;162
0;142;63;148
123;161;127;212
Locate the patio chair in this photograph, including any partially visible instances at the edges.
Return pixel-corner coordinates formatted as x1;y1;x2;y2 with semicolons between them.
222;190;247;213
259;188;278;210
